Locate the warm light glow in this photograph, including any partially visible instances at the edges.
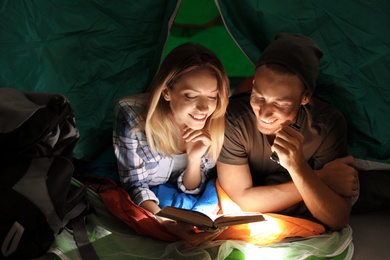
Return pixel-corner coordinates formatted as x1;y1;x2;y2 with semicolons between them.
247;216;283;237
242;243;290;260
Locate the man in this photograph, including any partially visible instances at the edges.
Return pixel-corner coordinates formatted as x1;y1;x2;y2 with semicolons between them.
217;33;359;231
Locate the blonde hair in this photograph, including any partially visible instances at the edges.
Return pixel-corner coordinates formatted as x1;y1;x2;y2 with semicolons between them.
145;43;229;162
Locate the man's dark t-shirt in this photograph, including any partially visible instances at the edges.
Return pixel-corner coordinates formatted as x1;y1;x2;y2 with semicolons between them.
218;92;347;218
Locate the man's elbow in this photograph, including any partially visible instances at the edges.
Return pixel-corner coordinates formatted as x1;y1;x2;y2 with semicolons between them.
329;220;350;232
316;213;350;231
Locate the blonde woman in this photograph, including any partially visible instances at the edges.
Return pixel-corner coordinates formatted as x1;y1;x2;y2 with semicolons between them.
113;43;229;245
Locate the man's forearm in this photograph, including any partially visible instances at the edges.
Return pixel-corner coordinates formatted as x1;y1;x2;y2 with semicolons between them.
230;181;302;213
289;162;351;230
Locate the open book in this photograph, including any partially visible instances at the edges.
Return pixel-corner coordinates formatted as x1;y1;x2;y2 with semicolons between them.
156;206;265;230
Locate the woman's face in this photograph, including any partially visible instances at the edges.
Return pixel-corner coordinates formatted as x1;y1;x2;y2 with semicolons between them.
250;66;310;135
163;69;219;130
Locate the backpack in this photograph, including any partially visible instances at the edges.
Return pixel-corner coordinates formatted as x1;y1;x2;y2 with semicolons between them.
0;88;98;259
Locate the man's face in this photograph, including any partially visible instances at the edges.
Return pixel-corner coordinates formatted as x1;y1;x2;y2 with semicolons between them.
250;66;309;135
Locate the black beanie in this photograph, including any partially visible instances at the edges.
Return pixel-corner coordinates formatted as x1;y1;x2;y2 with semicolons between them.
255;33;323;92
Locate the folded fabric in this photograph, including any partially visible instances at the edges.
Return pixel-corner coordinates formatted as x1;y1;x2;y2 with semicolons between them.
80;175;179;242
81;175;219;242
49;178;353;260
151;182;199;209
151;178;220;214
214;179;326;245
80;176;325;246
192;178;220;214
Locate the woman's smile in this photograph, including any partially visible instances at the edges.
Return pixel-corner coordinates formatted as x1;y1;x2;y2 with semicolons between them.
190;113;207;121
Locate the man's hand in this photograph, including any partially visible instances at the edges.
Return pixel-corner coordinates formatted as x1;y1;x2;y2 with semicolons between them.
272;121;305;170
159;218;225;246
316;156;359;197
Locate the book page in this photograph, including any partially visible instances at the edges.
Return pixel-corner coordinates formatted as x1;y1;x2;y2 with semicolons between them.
214;213;265;227
157;207;264;229
157;207;215;227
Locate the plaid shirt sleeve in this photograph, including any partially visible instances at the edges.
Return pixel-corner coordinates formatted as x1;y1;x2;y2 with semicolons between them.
113;100;161;206
177;156;215;194
113;97;215;203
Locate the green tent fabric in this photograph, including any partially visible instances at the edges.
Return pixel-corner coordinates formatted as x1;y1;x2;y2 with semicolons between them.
0;0;180;161
2;0;388;164
0;1;389;259
163;0;254;83
215;0;390;164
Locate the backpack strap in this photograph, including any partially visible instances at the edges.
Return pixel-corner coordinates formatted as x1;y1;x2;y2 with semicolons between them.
0;187;54;258
70;214;99;260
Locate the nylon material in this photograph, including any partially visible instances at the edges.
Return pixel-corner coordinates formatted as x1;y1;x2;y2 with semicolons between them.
158;0;182;68
49;180;353;259
47;157;74;214
62;203;87;228
356;159;390;171
1;221;24;257
214;0;255;67
59;117;80;142
12;157;63;233
71;217;90;247
215;0;261;63
47;247;70;260
50;217;353;259
0;1;181;161
0;1;388;163
215;0;390;164
0;88;46;133
37;125;61;155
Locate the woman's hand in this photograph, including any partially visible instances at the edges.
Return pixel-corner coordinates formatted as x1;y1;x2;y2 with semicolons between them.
182;126;212;159
158;217;225;246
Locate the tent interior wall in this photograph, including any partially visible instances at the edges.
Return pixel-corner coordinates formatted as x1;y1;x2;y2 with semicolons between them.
1;0;388;165
1;0;389;259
